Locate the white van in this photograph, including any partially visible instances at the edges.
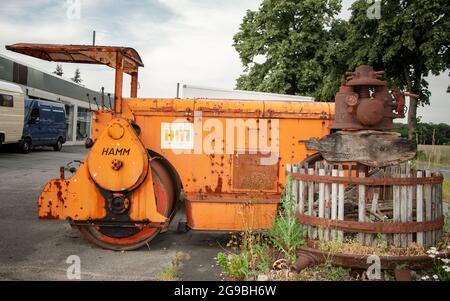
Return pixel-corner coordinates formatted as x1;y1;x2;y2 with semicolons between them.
0;80;25;147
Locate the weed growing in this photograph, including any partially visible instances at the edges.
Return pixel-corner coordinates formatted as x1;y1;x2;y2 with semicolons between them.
216;175;304;280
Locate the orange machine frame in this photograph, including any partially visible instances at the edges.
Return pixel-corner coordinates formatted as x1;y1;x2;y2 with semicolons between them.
8;44;335;233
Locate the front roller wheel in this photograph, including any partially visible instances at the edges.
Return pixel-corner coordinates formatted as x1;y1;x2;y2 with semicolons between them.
77;159;176;251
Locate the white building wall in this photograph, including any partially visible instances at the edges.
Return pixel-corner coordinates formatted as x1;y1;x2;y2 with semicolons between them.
181;84;315;102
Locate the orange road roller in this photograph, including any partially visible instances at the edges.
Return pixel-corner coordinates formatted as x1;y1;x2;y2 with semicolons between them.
6;43;334;250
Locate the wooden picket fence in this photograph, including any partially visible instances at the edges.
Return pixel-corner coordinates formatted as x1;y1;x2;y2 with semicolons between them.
287;162;445;248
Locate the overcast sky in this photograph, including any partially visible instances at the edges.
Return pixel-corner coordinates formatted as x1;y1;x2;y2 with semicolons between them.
0;0;448;123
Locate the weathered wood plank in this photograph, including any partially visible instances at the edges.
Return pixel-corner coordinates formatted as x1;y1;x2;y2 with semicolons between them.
292;164;299;210
338;166;345;242
331;169;338;241
358;171;366;245
400;164;408;247
436;175;443;242
431;172;436;245
425;170;432;247
298;166;305;214
324;165;331;241
318;168;325;241
416;171;424;246
406;164;413;246
305;130;417;167
367;189;379;246
307;168;315;240
393;166;401;247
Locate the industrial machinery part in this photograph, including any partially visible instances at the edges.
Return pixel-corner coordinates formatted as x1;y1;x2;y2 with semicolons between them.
332;65;418;131
307;65;418;167
7;43;334;250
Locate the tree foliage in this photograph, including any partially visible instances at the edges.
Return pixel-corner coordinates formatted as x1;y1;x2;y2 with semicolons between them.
233;0;342;97
71;68;83;84
342;0;450;137
53;64;63;77
394;122;450;145
234;0;450;135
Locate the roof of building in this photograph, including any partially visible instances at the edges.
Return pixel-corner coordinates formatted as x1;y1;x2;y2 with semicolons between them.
0;79;23;94
0;53;109;105
6;44;144;75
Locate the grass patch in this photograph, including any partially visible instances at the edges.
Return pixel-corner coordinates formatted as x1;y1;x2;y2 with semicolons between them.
444;180;450;202
155;251;188;281
294;261;351;281
416;145;450;167
318;237;427;257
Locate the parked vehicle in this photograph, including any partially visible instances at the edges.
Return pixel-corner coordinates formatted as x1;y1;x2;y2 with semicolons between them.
21;99;67;153
0;80;25;148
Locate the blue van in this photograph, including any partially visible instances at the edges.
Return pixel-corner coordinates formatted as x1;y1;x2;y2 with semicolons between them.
20;99;67;153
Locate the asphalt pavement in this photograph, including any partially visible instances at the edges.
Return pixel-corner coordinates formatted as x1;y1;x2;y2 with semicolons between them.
0;145;228;281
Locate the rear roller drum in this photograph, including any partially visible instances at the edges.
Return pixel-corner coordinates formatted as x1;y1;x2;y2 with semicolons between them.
77;159;176;251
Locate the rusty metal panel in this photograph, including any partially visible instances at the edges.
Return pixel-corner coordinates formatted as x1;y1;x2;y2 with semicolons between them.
186;199;278;231
232;153;279;191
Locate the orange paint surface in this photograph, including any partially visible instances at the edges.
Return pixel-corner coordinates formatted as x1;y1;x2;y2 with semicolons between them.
39;97;335;231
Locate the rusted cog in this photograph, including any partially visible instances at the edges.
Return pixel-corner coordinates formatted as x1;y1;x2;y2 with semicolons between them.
77;159;176;251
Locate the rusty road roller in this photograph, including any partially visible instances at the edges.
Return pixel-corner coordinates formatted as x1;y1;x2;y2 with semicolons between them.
5;43;415;250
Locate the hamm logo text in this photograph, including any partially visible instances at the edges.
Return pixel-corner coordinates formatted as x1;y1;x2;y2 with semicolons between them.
101;148;131;156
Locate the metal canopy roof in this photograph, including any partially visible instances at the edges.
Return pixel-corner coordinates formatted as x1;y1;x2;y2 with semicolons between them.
5;43;144;75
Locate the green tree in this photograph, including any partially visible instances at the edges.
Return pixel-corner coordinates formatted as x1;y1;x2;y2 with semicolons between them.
233;0;342;98
341;0;450;139
71;68;83;84
53;64;64;77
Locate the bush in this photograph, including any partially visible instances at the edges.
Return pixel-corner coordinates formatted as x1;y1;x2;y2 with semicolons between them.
268;175;304;263
217;252;250;280
217;175;305;280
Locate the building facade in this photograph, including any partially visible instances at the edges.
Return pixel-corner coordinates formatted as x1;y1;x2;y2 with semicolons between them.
180;84;315;101
0;54;112;145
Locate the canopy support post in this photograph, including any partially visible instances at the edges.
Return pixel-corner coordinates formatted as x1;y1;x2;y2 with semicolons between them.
131;71;138;98
114;51;124;114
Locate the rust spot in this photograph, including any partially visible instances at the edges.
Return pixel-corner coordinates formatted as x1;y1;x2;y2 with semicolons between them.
215;177;223;193
57;191;65;204
205;185;213;193
42;211;59;220
232;153;278;191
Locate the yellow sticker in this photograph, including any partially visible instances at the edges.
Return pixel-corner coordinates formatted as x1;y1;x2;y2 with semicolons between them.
161;122;194;150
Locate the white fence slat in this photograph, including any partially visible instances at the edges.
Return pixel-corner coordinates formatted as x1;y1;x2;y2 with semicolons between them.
393;167;401;247
425;170;432;246
406;165;413;246
307;168;315;239
400;164;408;247
338;167;345;242
331;169;338;241
416;171;424;246
292;164;299;210
318;168;325;241
358;171;366;245
298;166;305;214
